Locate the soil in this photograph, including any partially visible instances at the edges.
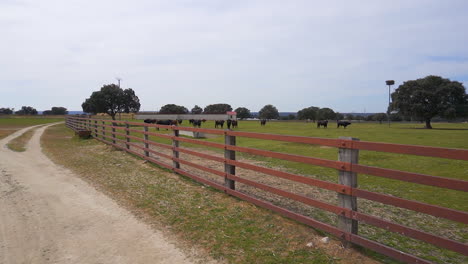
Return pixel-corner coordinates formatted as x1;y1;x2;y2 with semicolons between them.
0;124;198;264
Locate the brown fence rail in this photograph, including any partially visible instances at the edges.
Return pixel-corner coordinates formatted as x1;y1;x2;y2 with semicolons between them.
65;116;468;264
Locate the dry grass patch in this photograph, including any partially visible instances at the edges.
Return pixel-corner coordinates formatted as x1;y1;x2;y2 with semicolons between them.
0;129;17;140
7;128;37;152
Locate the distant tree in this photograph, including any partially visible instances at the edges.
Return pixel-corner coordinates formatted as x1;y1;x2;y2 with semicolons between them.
373;113;387;124
15;106;37;115
345;114;354;121
391;75;468;128
389;113;403;122
43;107;68;115
355;115;365;121
203;103;232;114
297;106;319;122
52;107;68;115
0;108;13;114
279;114;296;120
122;89;140;113
191;105;203;114
82;84;140;120
235;107;251;119
335;112;344;120
317;107;336;120
259;104;279;119
159;104;188;114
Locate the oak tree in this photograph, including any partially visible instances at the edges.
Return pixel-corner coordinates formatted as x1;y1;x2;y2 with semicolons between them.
391;75;467;128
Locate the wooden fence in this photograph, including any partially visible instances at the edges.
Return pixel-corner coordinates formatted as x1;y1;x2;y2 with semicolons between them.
65;116;468;264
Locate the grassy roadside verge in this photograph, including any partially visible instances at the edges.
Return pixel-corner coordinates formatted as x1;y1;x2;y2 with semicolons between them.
41;123;379;264
7;127;38;152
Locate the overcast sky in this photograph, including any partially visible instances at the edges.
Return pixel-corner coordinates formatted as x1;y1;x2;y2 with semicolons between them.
1;0;468;113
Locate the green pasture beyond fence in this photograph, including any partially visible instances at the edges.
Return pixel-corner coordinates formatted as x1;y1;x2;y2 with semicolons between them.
65;116;468;264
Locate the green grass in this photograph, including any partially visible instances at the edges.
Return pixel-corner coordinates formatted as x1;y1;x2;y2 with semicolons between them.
197;121;468;205
91;119;468;211
0;116;63;139
73;119;468;263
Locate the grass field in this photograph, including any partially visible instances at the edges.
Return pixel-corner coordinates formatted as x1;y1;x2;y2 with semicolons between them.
202;121;468;207
196;121;468;263
0;116;63;139
94;119;467;263
28;117;466;263
42;124;379;264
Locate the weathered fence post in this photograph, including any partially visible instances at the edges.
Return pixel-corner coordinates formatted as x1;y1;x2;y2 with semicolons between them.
125;122;130;149
94;120;98;138
224;132;236;190
102;121;106;140
172;128;180;169
337;136;359;247
144;126;149;157
111;123;116;144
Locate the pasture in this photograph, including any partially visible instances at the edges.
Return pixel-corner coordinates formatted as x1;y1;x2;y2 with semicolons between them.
0;116;64;139
116;119;467;263
35;116;467;263
119;119;468;210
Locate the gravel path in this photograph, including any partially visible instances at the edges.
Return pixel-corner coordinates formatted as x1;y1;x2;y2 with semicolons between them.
0;124;196;264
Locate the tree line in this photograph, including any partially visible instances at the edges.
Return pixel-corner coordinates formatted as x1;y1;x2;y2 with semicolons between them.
0;106;68;115
81;75;467;128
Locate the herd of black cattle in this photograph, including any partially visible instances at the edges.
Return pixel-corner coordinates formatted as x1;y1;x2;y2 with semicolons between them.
143;118;351;129
143;118;239;129
317;120;352;128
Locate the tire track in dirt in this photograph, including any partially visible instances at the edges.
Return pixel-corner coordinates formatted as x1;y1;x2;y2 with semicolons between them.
0;124;198;264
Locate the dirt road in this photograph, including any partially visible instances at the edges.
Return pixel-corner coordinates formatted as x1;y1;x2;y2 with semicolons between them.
0;124;197;264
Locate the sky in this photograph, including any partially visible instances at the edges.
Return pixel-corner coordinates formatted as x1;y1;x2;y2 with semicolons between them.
1;0;468;113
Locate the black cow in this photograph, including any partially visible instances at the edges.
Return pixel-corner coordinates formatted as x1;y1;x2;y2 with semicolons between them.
260;119;267;126
317;120;328;128
156;120;177;131
337;121;351;128
192;119;202;128
156;119;175;125
144;119;156;124
226;120;238;129
215;120;225;128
